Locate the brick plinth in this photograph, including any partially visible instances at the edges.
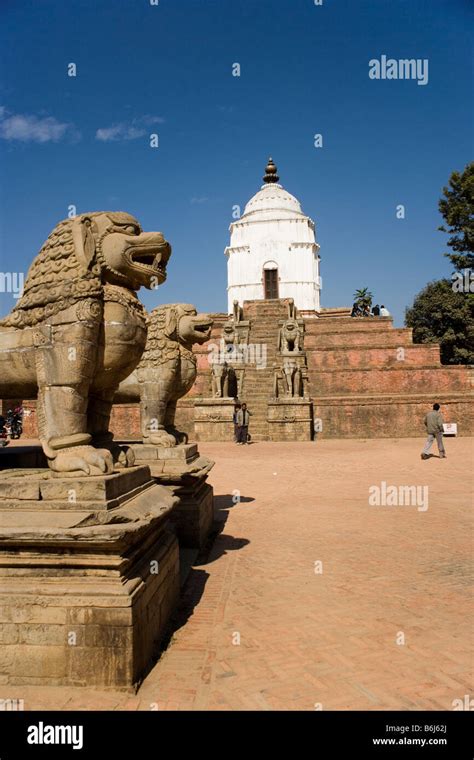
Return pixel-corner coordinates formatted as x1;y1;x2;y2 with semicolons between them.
267;399;312;441
0;466;180;689
194;398;236;442
128;443;215;549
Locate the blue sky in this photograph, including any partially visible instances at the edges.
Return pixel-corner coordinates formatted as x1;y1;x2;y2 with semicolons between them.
0;0;472;325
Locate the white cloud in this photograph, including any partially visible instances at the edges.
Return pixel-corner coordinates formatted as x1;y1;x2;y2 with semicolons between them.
140;115;165;126
190;196;209;204
96;124;145;142
96;116;164;142
0;109;77;143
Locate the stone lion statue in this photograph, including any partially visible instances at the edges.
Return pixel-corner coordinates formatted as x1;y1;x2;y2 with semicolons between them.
115;304;212;447
210;360;231;399
0;212;171;475
222;319;238;347
277;318;302;353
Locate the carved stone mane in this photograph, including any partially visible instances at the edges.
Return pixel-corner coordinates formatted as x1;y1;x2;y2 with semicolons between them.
138;304;196;369
0;212;140;329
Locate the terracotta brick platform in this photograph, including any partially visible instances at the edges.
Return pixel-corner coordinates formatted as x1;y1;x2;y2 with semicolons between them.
11;301;473;442
1;438;472;711
117;301;474;441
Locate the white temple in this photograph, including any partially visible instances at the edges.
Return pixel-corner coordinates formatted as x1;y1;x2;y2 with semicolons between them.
225;158;321;314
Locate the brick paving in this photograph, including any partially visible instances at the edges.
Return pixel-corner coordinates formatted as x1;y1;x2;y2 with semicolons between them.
1;438;472;710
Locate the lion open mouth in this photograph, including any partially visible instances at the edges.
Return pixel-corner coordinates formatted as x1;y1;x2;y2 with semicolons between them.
193;322;212;338
128;245;169;275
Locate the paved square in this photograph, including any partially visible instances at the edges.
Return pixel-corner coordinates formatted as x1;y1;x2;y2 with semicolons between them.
1;438;472;711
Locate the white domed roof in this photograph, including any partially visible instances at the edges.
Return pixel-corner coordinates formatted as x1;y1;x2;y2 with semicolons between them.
242;183;305;220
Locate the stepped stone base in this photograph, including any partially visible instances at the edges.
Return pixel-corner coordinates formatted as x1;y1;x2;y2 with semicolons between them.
194;398;236;442
267;399;313;441
129;443;214;549
0;464;179;690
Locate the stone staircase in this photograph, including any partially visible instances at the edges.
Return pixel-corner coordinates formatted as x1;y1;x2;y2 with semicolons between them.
237;300;289;441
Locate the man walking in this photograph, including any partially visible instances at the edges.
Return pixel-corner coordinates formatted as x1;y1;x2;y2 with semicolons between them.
421;403;446;459
236;403;251;445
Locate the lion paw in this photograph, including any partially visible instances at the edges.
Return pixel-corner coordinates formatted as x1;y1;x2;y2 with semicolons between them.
49;445;114;477
112;444;135;469
144;430;177;448
167;427;188;445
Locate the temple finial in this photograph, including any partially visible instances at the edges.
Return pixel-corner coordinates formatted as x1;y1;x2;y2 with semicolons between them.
263;157;279;184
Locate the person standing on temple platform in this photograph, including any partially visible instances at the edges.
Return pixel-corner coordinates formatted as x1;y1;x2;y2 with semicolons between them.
421;403;447;459
372;304;380;316
233;403;241;443
236;403;252;444
380;304;391;316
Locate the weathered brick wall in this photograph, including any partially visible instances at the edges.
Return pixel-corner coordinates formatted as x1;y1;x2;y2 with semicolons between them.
308;345;441;370
302;315;472;436
308;367;469;395
109;404;141;440
314;396;473;438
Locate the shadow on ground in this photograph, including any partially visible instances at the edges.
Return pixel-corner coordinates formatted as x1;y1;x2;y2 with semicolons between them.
214;493;255;523
197;492;255;563
151;492;254;667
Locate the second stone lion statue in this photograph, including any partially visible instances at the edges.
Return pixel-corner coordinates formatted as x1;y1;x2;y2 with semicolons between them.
0;211;171;475
115;304;212;446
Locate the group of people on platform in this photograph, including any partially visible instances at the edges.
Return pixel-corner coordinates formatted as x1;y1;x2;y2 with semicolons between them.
351;303;391;318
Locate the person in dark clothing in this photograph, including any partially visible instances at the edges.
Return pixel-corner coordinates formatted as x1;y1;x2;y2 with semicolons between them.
0;415;8;447
372;304;380;316
233;403;241;443
236;403;251;444
421;403;446;459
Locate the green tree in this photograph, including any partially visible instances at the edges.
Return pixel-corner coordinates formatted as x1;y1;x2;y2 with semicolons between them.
438;161;474;271
405;279;474;365
405;164;474;365
353;287;373;309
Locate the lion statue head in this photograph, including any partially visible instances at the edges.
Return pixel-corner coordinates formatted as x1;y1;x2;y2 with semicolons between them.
222;320;237;346
0;211;171;328
139;304;213;367
282;320;299;340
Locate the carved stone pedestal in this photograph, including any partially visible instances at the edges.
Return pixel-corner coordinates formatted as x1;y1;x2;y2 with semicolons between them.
0;465;179;690
130;443;214;549
267;398;313;441
194;398;236;442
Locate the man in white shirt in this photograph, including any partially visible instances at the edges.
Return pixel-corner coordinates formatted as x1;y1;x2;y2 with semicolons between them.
380;305;390;317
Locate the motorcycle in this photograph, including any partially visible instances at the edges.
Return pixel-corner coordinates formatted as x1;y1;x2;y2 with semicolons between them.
0;418;9;447
8;415;22;439
4;412;22;440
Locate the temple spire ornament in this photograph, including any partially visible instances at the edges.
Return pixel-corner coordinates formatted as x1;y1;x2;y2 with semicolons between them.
226;158;321;312
263;157;279;184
